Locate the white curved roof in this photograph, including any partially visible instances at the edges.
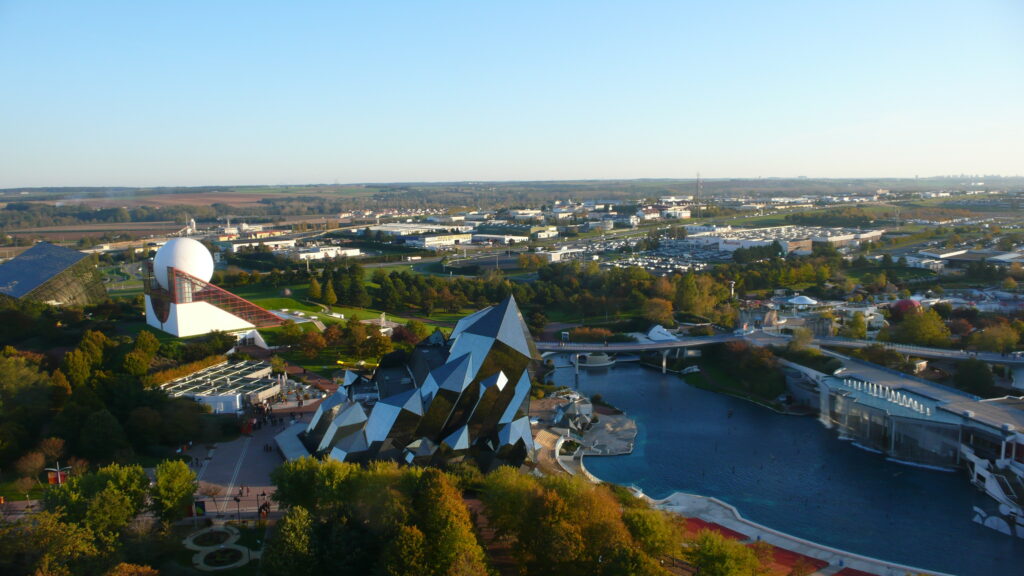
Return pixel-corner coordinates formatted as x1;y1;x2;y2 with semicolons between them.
153;238;214;290
789;295;818;306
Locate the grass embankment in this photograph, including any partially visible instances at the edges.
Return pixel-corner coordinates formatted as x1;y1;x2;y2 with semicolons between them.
683;361;786;410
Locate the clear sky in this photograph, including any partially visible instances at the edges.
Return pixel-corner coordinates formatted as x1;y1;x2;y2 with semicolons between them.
1;1;1022;188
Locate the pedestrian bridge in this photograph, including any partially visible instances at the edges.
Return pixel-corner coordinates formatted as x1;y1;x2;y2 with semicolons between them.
535;334;738;354
536;332;1024;366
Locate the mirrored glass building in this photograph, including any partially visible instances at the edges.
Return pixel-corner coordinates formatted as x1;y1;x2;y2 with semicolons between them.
276;296;539;469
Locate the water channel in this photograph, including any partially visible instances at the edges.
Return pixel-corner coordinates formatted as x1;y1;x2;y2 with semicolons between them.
549;360;1024;576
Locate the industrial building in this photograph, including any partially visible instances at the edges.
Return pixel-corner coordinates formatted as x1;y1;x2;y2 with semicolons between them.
406;233;474;249
689;225;885;255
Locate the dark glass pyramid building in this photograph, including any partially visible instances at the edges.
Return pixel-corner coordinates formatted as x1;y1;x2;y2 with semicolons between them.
276;296;539;468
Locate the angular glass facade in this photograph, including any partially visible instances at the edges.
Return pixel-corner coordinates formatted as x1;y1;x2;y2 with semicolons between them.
289;296;538;469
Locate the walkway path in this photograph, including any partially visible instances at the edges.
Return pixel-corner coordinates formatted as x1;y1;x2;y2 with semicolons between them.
196;400;320;519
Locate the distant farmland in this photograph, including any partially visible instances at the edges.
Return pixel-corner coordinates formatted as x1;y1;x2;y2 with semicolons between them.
10;220;183;240
11;185;376;209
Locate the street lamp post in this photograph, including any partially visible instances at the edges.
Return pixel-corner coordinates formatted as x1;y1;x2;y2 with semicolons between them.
233;496;241;522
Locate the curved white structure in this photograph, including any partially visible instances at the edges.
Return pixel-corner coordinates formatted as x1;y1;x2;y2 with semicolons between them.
145;238;281;337
153;238;214;290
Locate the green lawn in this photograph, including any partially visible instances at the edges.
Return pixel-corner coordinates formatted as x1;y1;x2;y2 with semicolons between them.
0;475;46;501
844;266;937;283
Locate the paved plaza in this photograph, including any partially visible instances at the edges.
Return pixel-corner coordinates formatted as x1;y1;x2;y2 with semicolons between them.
194;399;321;519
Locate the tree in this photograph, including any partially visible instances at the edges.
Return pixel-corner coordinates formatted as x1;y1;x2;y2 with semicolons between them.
38;437;66;463
50;369;72;405
122;350;151;377
15;451;45;483
299;331;327;359
80;410;130;462
891;309;951;348
85;485;134;544
970;323;1019;353
0;511;99;576
263;506;317;576
323;323;343;346
414;469;488;576
271;355;288;374
787;327;813;352
954;359;997;397
151;459;196;525
378;524;428;576
322;281;338;308
684;529;760;576
105;564;160;576
134;331;161;357
642;298;675;326
1003;276;1018;291
92;463;150;513
526;311;548;337
840;312;867;339
280;320;304;346
621;507;680;558
308;276;322;301
62;349;92;389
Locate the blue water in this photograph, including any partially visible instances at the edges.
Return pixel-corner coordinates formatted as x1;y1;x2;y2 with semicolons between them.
550;362;1024;576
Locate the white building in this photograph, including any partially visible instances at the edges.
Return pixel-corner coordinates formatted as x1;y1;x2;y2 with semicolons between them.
662;207;691;219
408;233;474;249
145;238;285;337
228;238;297;253
294;246;362;261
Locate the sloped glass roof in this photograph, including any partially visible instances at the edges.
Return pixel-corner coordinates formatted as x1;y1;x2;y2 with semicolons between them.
0;242;88;298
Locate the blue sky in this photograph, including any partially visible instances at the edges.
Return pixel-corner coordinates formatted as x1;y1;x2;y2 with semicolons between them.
1;1;1022;187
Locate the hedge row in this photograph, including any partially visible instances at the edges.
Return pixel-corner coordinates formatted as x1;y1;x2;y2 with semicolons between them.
143;355;228;387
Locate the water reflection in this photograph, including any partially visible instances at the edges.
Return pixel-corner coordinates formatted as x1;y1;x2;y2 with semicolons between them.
548;361;1024;576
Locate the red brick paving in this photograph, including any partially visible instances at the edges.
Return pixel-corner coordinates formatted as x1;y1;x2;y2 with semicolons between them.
684;518;749;541
834;568;879;576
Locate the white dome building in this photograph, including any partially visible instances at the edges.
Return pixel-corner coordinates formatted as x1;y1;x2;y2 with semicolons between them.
145;238;282;337
152;238;214;290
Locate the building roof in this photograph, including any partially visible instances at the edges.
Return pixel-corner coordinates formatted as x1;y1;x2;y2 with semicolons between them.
0;242;89;298
789;295;818;306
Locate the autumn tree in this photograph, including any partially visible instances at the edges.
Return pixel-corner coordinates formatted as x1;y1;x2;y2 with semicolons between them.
105;563;160;576
322;281;338;308
642;298;675;327
299;331;327;359
307;276;322;301
413;469;489;576
970;323;1019;353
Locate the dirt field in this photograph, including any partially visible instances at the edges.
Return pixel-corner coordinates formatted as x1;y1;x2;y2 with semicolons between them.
42;192;295;208
10;221;182;239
